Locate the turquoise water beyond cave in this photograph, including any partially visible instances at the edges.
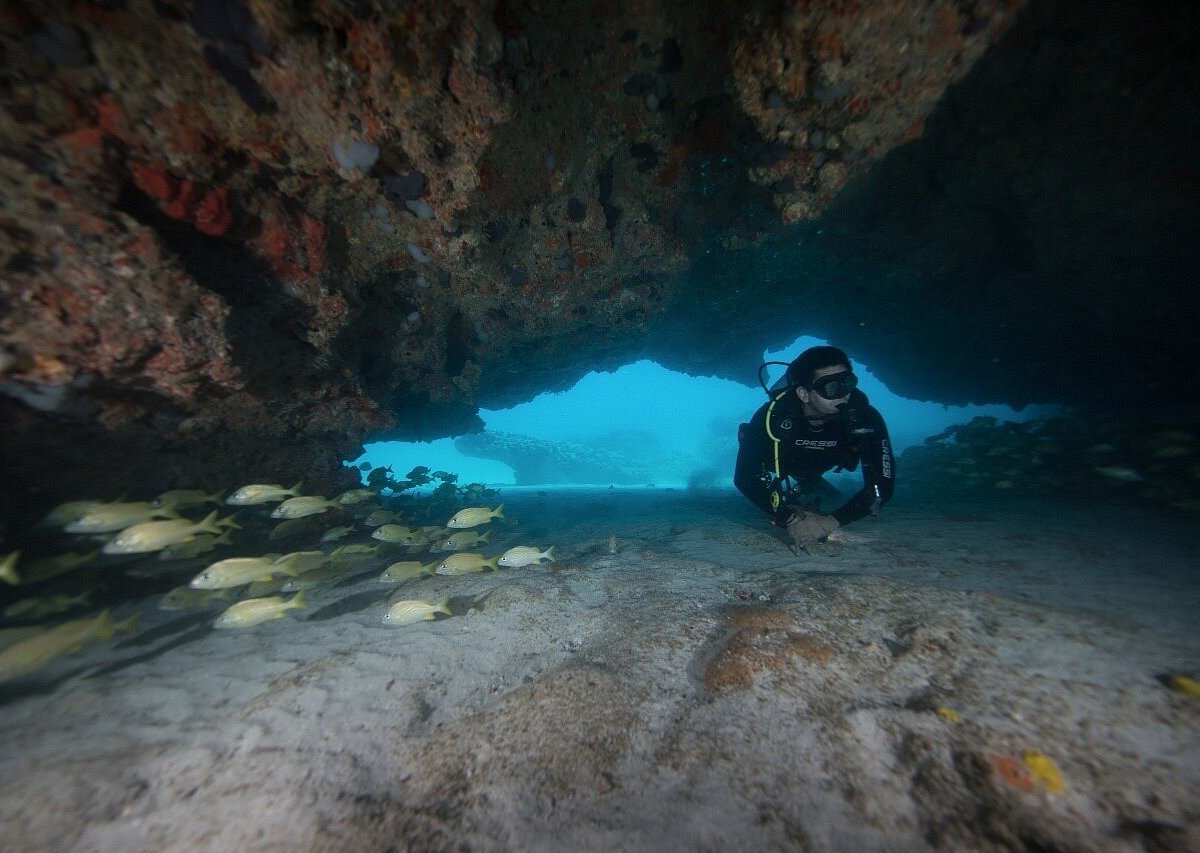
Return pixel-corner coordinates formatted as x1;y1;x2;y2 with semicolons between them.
354;335;1058;489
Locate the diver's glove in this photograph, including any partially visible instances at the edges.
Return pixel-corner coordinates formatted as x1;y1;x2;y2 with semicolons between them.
785;511;840;547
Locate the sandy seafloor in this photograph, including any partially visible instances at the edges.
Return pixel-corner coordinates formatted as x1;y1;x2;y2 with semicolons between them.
0;485;1197;852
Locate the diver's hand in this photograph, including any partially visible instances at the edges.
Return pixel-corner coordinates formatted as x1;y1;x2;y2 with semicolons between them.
785;512;840;547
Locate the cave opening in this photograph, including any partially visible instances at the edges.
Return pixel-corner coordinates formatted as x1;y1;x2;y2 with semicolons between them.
350;335;1056;490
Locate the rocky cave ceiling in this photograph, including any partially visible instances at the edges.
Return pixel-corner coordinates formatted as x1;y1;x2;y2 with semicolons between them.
1;0;1197;513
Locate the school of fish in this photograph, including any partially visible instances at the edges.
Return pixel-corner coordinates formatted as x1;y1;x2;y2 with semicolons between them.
0;479;558;684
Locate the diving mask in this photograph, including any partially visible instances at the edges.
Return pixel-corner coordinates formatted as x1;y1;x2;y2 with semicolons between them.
810;371;857;400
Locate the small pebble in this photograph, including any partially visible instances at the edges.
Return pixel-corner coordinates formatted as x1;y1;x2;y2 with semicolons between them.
332;141;380;170
405;199;435;219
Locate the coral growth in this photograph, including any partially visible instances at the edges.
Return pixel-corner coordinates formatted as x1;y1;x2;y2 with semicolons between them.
131;164;233;236
730;0;1022;219
704;607;835;692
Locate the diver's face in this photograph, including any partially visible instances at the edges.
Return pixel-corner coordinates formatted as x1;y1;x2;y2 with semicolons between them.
797;364;852;417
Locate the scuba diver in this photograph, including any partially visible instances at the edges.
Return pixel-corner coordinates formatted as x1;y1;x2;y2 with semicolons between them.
734;345;895;549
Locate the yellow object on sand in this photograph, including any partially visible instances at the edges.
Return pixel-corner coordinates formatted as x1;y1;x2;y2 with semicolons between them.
935;706;961;723
1023;750;1065;794
1167;675;1200;698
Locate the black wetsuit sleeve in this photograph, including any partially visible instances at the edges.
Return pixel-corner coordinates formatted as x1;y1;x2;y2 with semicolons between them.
830;404;895;527
733;403;792;524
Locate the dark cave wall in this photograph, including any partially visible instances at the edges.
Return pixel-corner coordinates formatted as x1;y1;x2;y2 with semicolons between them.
841;0;1200;412
649;0;1200;415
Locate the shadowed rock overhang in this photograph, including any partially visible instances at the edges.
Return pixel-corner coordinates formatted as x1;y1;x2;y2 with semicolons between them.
1;0;1197;513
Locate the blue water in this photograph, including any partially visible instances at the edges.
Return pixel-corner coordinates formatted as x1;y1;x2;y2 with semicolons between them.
354;335;1058;488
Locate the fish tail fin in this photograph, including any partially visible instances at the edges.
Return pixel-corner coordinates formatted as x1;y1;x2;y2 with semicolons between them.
210;490;226;505
435;596;452;616
544;546;557;562
1168;675;1200;698
94;609;115;640
114;612;142;636
196;510;222;535
480;530;492;543
0;551;21;585
485;556;501;571
493;504;505;520
219;512;242;531
289;480;305;496
290;589;307;610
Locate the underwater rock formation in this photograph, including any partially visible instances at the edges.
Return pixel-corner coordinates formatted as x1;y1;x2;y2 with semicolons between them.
454;431;655;486
2;0;1198;517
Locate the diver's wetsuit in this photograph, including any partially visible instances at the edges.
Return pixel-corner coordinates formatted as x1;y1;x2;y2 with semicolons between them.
733;387;895;527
